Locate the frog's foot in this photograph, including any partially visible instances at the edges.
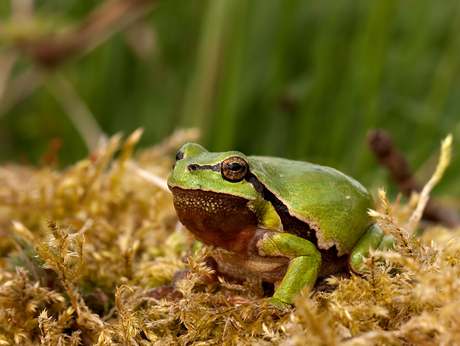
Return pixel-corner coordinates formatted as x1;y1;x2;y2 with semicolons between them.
350;224;395;273
267;297;290;309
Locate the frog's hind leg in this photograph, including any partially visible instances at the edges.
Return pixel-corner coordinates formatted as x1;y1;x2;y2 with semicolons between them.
349;224;393;273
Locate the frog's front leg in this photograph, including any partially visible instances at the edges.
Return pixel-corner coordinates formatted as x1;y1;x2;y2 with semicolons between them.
257;232;321;308
349;224;394;272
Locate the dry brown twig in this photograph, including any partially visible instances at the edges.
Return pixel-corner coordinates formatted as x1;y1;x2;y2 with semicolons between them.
369;133;454;254
368;129;459;228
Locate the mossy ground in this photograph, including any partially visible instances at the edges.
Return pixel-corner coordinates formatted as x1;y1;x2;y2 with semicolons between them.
0;130;459;346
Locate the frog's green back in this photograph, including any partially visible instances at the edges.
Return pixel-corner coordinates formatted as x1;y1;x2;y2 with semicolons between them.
248;156;375;256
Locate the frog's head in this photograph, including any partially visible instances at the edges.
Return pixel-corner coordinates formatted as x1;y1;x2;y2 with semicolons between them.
167;143;280;253
168;143;259;199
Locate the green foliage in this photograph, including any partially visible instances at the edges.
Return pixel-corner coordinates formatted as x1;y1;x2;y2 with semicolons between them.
0;0;459;196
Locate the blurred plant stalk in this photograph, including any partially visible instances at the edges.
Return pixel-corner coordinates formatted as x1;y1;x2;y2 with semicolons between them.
0;0;159;152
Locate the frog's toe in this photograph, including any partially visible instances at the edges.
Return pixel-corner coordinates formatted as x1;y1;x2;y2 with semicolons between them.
268;297;290;309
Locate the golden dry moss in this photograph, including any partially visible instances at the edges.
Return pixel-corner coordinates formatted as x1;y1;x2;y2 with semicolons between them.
0;130;458;345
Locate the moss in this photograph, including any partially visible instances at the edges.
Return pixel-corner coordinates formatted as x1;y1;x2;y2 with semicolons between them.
0;130;459;345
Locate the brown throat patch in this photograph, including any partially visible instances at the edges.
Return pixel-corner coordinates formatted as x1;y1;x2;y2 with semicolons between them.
169;187;259;253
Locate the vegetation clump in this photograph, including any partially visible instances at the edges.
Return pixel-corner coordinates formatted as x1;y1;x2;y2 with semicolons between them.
0;130;459;345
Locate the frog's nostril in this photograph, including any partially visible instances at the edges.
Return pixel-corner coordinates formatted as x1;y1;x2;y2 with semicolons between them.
188;164;197;172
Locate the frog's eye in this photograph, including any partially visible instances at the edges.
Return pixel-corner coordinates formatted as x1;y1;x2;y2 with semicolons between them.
176;150;185;161
173;150;185;169
221;157;248;182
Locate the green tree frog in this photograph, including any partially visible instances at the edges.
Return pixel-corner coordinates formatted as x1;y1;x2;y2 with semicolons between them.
168;143;392;307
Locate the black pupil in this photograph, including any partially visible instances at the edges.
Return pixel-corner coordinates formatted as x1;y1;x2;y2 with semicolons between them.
227;162;242;171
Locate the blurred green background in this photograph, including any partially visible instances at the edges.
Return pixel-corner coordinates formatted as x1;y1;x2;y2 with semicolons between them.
0;0;459;197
